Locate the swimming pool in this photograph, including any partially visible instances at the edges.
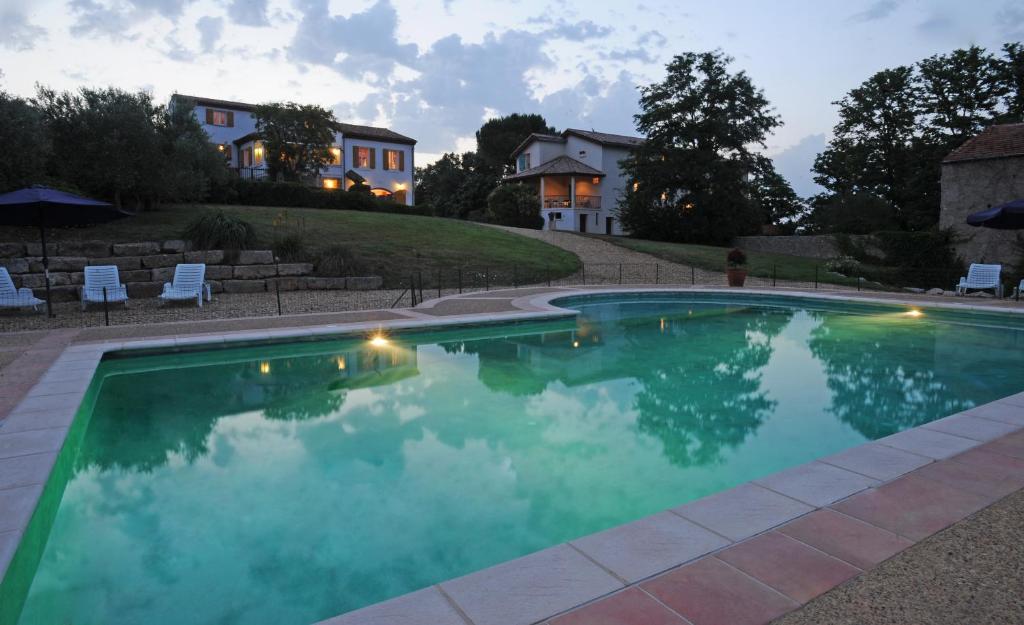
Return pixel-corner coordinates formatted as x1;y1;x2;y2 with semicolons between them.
5;292;1024;625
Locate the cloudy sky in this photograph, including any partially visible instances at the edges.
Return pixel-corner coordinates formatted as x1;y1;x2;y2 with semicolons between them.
1;0;1021;196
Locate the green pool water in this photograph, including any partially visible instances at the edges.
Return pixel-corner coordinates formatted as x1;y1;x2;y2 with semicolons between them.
6;293;1024;625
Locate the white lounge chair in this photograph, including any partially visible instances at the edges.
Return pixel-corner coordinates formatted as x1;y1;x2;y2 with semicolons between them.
1014;278;1024;300
955;263;1003;297
159;263;211;307
81;265;128;310
0;267;44;312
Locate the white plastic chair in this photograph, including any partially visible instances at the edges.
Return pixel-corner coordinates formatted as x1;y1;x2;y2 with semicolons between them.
159;264;210;307
0;267;44;312
955;263;1003;297
81;265;128;310
1013;278;1024;301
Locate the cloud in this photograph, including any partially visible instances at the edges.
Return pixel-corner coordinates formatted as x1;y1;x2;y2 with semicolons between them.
542;19;612;41
916;12;956;39
997;3;1024;40
770;133;827;198
847;0;899;23
227;0;269;27
0;8;46;51
540;71;640;135
287;0;418;83
196;15;223;53
162;31;194;61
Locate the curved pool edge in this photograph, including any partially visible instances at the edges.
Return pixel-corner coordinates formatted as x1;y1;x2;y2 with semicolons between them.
1;286;1023;625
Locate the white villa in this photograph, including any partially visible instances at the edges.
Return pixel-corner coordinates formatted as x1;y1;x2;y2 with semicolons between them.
505;129;645;235
171;94;417;205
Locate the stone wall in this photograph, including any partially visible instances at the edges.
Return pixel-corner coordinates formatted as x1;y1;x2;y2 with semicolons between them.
0;240;382;302
939;157;1024;267
732;235;841;259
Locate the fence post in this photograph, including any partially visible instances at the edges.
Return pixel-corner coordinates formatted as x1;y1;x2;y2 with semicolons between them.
691;266;695;285
437;268;442;299
102;286;109;327
814;265;819;289
655;263;659;285
458;268;463;294
275;279;282;315
410;274;417;306
418;270;424;303
772;264;776;287
547;266;551;287
857;276;861;292
618;263;623;285
485;268;490;291
582;265;586;285
513;265;518;288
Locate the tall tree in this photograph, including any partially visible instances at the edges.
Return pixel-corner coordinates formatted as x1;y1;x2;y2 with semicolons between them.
0;91;50;192
999;42;1024;123
618;51;781;244
159;98;230;202
917;45;1007;141
252;102;338;182
476;113;556;176
750;164;805;230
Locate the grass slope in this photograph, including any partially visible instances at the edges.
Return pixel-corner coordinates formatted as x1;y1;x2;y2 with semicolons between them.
594;235;858;287
0;204;580;283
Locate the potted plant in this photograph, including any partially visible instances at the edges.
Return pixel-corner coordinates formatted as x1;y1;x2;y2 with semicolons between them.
726;248;747;287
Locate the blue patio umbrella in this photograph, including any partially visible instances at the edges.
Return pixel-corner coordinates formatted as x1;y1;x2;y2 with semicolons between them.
0;185;126;316
966;199;1024;230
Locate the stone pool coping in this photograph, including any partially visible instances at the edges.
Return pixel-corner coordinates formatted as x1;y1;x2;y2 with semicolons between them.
1;287;1023;625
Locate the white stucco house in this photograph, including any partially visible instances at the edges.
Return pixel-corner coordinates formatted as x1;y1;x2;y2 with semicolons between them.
170;94;417;205
504;129;645;235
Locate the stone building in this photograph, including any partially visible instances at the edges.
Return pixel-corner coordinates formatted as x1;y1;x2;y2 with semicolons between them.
940;123;1024;266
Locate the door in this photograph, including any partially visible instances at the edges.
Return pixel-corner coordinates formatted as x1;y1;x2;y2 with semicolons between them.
606;217;613;235
579;214;587;233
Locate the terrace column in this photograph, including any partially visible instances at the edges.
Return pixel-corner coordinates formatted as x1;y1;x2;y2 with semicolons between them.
539;176;546;212
570;176;576;210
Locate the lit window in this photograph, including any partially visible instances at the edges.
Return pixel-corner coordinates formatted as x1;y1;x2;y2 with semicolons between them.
592;177;600;184
323;178;340;190
384;149;402;171
211;110;229;126
370;188;393;198
355;147;371;168
253;142;265;164
328;147;342;165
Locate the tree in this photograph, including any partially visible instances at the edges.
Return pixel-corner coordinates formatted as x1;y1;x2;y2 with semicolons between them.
750;164;805;231
618;51;781;244
918;45;1007;142
252;102;338;182
0;91;50;192
999;42;1024;123
159;97;230;202
35;86;164;208
415;152;466;217
476;113;556;176
486;183;542;229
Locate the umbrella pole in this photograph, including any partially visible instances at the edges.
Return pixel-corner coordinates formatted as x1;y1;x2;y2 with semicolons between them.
39;222;54;318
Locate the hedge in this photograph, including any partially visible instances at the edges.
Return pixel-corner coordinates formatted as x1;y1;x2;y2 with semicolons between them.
211;179;432;217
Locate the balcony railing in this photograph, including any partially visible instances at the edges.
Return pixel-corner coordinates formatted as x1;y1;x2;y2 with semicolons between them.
232;166;270;181
543;195;601;209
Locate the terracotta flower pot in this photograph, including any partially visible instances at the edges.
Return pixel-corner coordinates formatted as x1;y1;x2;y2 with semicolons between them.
727;268;747;287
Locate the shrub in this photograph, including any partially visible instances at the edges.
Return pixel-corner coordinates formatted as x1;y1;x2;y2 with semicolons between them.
222;180;432;217
315;245;362;276
825;255;859;275
182;211;256;251
727;248;747;267
486;183;542;229
273;233;308;262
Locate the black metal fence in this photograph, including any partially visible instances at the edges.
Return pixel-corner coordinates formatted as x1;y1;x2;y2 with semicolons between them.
3;262;1019;332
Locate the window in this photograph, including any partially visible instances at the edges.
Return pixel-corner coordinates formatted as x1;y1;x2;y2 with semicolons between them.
207;109;233;127
383;149;404;171
579;150;587;159
517;153;531;171
369;188;393;198
353;146;374;169
394;189;407;204
322;178;340;190
328;147;342;165
253;142;265;165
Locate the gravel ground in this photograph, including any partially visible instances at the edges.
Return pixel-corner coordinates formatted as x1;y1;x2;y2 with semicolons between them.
773;487;1024;625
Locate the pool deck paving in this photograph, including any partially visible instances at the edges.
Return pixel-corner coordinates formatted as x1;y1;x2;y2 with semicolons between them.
1;285;1023;625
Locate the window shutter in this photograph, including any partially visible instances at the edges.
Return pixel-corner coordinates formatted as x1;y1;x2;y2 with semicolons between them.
205;108;213;124
352;146;358;167
369;148;376;169
226;111;234;127
382;150;390;171
399;151;405;172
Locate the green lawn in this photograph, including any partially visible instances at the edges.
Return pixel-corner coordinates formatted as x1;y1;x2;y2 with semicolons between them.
592;235;860;287
0;204;580;284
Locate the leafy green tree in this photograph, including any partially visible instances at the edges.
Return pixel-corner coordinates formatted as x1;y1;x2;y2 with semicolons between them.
918;45;1008;141
35;86;164;208
0;91;50;192
486;183;542;229
999;42;1024;122
159;97;230;202
750;164;805;230
618;51;780;244
415;152;467;217
252;102;338;182
476;113;556;176
802;192;900;235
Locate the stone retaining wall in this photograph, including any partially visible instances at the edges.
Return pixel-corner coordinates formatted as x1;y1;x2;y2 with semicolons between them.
0;240;382;302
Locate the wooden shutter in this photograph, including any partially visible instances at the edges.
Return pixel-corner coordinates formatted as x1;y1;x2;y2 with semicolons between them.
205;108;213;124
226;111;234;127
369;148;376;169
352;146;359;167
398;150;405;172
382;150;390;171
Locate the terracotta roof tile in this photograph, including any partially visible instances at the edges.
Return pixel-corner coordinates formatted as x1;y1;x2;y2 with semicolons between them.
503;155;606;180
943;124;1024;163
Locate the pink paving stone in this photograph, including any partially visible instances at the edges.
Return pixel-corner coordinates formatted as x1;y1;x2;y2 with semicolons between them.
570;511;730;583
980;430;1024;460
313;587;465;625
831;474;992;541
950;447;1024;478
923;414;1020;442
548;587;689;625
715;531;860;604
912;456;1024;499
776;509;912;570
641;557;797;625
